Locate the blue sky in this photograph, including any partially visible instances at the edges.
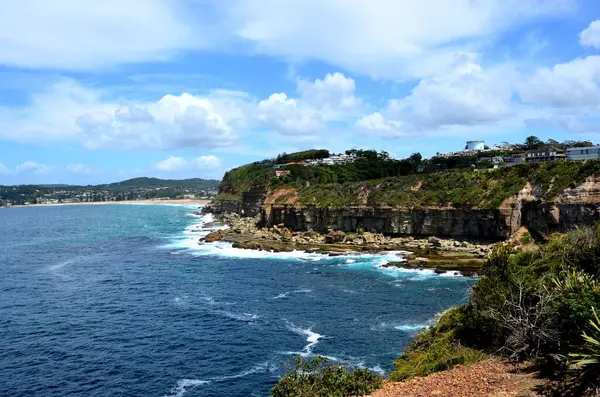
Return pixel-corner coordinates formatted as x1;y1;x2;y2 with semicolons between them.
1;0;600;185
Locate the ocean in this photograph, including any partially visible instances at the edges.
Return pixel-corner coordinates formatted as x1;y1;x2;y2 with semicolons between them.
0;204;475;397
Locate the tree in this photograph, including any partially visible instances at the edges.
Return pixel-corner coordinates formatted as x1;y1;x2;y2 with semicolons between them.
524;136;544;150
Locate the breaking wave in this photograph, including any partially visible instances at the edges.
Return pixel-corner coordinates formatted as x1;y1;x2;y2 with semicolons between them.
163;379;209;397
282;323;325;357
161;210;470;281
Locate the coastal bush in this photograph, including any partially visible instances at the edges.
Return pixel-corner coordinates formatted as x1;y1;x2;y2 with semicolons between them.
390;323;488;381
389;226;600;385
520;231;532;245
571;308;600;378
271;356;382;397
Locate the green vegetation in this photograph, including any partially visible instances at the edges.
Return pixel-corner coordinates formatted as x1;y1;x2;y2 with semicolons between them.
390;225;600;393
519;231;533;245
390;316;488;380
215;136;600;208
271;357;382;397
571;307;600;376
106;177;220;190
276;149;330;164
217;160;275;201
295;161;600;209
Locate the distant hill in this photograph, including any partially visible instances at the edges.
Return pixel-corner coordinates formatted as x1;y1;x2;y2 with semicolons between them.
0;177;221;205
104;177;220;190
0;177;220;190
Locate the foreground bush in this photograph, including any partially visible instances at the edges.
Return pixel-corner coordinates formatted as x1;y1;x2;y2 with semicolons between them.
390;309;488;381
572;308;600;379
389;225;600;392
271;356;382;397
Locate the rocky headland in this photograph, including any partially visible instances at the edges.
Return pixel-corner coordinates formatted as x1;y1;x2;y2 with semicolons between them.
200;212;491;275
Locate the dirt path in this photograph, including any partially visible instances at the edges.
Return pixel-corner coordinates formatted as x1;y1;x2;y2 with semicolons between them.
368;360;543;397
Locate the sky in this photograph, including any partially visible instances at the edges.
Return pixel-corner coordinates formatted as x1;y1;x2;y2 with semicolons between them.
1;0;600;185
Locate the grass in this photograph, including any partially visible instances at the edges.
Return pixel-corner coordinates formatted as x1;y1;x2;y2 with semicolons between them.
390;327;488;381
271;356;383;397
214;159;600;211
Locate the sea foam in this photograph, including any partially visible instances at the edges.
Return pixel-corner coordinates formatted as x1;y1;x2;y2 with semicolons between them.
163;210;469;281
394;324;429;332
270;289;312;299
284;323;325;357
164;379;210;397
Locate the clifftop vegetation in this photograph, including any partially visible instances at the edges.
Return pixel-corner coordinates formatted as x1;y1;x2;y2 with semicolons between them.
293;160;600;208
216;146;600;208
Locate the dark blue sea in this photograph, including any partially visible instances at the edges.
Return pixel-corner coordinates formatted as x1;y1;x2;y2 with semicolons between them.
0;204;475;397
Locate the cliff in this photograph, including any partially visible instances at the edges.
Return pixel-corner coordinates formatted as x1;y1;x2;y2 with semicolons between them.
210;161;600;240
262;205;515;240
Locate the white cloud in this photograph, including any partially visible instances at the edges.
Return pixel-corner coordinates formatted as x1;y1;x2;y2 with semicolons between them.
194;155;222;169
66;164;92;174
358;57;515;136
0;81;244;150
16;161;46;173
296;73;361;120
225;0;574;79
79;93;238;149
519;56;600;108
258;93;324;135
0;162;8;175
0;0;201;70
355;112;405;137
155;156;189;172
397;59;514;129
580;20;600;49
257;72;360;135
155;155;221;172
526;115;600;134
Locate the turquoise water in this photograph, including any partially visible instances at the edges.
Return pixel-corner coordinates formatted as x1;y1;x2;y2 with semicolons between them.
0;204;475;396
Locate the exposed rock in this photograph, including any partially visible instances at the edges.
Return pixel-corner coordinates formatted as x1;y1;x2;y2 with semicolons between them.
201;212;492;268
202;231;226;243
324;230;346;244
428;236;442;247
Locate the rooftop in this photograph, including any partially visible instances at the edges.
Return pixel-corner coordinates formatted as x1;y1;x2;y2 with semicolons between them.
566;145;600;151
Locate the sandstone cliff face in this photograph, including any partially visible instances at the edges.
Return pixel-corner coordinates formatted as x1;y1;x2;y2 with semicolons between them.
518;175;600;236
262;205;515;240
241;186;267;217
212;176;600;240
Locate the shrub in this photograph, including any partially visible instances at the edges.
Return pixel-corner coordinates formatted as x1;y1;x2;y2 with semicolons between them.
543;226;600;276
571;308;600;371
271;356;382;397
390;326;488;381
520;231;533;245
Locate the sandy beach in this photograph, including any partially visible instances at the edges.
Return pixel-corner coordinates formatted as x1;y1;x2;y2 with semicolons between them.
6;199;211;208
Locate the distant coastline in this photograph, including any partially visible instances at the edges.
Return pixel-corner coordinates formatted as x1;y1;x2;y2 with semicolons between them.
5;199;211;208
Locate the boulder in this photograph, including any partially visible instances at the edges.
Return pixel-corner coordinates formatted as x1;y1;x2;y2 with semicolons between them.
202;231;225;243
272;224;293;240
343;234;362;244
324;230;346;244
428;236;442;247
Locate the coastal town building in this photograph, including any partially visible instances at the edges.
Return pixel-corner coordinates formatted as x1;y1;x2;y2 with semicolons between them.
505;153;525;166
524;146;565;163
466;140;485;151
275;170;291;177
566;146;600;161
279;153;357;168
437;140;487;158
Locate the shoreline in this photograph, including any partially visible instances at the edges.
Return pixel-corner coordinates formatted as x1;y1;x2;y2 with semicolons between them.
5;199;211;208
201;212;492;275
